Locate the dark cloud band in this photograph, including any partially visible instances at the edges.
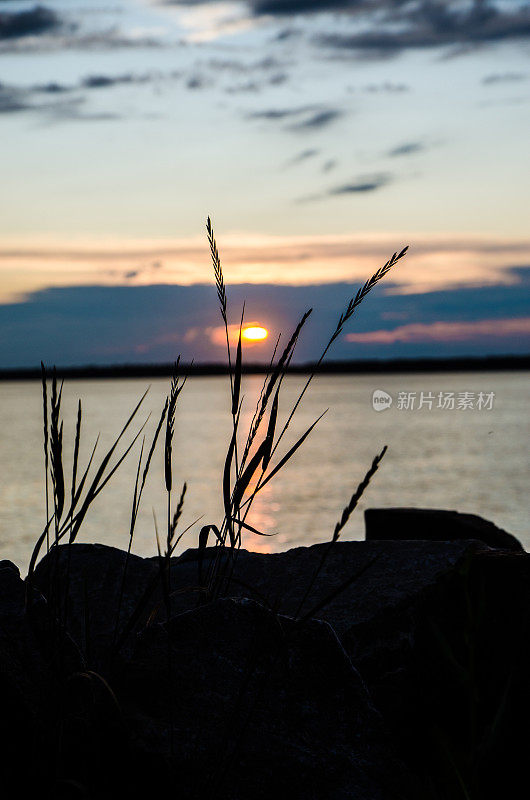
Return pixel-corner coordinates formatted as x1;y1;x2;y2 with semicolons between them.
0;5;60;40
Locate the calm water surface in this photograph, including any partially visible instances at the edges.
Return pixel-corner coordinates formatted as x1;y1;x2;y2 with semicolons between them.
0;372;528;571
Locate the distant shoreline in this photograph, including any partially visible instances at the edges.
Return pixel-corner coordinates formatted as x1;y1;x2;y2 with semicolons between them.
0;355;529;381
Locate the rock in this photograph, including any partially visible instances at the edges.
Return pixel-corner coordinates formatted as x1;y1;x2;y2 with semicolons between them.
31;533;530;798
167;540;530;799
118;597;420;800
364;507;524;552
0;558;83;795
31;544;161;670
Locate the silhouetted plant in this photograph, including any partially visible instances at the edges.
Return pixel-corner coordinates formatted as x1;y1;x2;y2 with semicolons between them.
23;216;406;797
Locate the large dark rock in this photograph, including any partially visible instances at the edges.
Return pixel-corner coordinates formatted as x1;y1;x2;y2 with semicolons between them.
118;596;420;800
411;548;530;800
31;529;530;799
364;507;524;552
32;543;161;670
0;559;84;796
33;538;491;670
169;540;530;798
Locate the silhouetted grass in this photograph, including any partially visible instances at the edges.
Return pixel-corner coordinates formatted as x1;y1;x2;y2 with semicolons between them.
21;216;407;797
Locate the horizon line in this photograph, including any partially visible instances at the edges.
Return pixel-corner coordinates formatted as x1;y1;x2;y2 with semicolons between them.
1;354;529;381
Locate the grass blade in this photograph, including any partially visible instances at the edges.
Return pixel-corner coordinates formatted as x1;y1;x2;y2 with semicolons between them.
50;369;65;525
165;360;182;494
198;524;222;584
332;446;388;542
232;325;242;418
262;388;279;470
41;362;50;548
222;407;241;547
232;439;268;511
230;518;277;537
68;390;149;542
257;410;327;492
169;482;187;548
71;400;82;507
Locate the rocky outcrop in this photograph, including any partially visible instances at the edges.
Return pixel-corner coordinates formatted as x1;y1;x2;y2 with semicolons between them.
32;543;160;670
0;559;83;796
120;597;418;799
8;510;529;799
365;507;524;551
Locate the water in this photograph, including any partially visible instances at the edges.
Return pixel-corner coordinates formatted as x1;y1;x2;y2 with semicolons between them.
0;372;528;571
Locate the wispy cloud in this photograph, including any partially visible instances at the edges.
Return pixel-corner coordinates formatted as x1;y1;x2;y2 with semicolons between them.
0;5;61;40
362;82;410;93
297;171;392;203
316;1;530;54
344;317;530;343
0;81;123;123
165;0;530;56
329;173;391;194
0;69;178;121
387;142;424;157
248;104;342;131
286;148;320;165
2;233;530;302
481;72;527;85
288;108;342;130
247;105;315;121
80;73;156;90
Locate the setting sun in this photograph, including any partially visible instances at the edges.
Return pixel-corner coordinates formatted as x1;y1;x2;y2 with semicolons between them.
242;326;268;342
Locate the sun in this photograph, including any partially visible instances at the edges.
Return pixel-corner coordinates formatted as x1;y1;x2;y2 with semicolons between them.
242;326;268;342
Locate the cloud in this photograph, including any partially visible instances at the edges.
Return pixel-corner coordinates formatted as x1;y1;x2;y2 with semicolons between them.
387;142;424;157
0;82;88;119
190;55;289;93
251;0;357;15
165;0;530;57
34;81;70;94
0;5;60;40
3;234;530;303
363;82;410;93
0;24;164;55
482;72;527;85
287;148;320;165
344;317;530;344
275;27;302;40
316;1;530;53
288;108;342;130
1;271;529;366
226;73;288;93
329;173;391;194
248;104;342;130
186;74;208;90
81;73;155;90
0;84;31;114
247;105;315;121
207;56;287;74
0;72;158;120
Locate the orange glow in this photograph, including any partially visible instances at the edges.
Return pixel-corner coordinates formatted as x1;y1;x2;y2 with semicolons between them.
242;326;268;342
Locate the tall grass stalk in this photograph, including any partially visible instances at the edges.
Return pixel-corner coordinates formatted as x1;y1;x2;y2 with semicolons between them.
295;445;388;619
27;384;150;601
41;362;50;552
203;218;406;600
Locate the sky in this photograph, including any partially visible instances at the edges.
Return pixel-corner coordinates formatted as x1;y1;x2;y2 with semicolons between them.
0;0;529;365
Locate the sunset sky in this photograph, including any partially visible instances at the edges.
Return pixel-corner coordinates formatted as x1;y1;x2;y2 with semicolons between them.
1;0;529;365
